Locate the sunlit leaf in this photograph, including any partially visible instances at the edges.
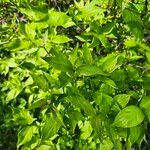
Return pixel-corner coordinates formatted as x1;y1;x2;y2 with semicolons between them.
113;106;145;128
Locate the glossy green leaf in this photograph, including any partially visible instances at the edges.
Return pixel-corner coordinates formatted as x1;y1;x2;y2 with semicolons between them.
113;106;145;128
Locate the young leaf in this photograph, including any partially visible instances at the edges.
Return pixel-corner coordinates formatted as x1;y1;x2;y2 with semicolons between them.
52;35;71;43
17;126;38;149
20;6;48;21
83;43;93;64
81;120;93;140
13;108;35;125
101;54;123;73
100;137;114;150
48;11;71;27
36;145;52;150
98;34;111;49
113;106;145;128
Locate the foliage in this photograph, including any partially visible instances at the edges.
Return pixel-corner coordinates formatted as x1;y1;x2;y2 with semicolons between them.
0;0;150;149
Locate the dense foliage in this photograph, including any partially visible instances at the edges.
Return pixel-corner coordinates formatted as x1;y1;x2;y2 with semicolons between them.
0;0;150;149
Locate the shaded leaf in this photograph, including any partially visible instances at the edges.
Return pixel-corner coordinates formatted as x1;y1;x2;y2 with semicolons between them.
41;112;63;140
76;65;107;76
66;88;96;116
43;55;73;73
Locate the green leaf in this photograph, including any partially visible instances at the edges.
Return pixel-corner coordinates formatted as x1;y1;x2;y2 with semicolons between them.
41;112;63;140
124;39;137;47
101;22;115;34
29;99;47;110
52;35;71;43
75;0;103;19
100;137;114;150
31;73;48;91
58;72;71;87
43;55;73;73
114;94;131;108
25;23;36;40
113;106;145;128
99;76;117;89
6;88;21;104
69;43;79;65
6;38;32;51
126;65;140;80
140;96;150;109
123;5;143;39
100;54;124;73
98;34;111;49
17;126;38;149
91;114;105;142
83;43;93;64
36;145;52;150
67;109;84;131
20;6;48;21
116;0;123;8
48;11;71;27
94;92;113;114
13;108;35;125
76;65;107;76
127;126;144;150
81;120;93;140
66;88;96;116
140;96;150;121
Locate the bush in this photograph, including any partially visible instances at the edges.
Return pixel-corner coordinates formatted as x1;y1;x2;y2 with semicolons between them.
0;0;150;149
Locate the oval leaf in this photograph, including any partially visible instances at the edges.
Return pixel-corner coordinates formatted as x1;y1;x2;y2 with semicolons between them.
52;35;71;43
113;105;145;128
